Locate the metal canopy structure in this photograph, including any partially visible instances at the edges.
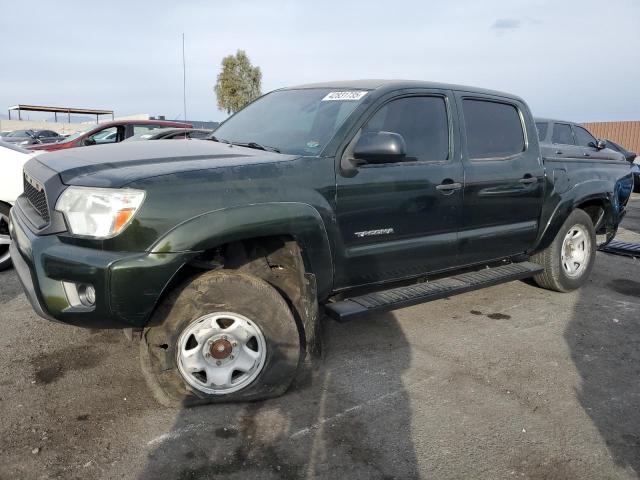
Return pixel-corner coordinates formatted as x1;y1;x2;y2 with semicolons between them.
8;104;114;123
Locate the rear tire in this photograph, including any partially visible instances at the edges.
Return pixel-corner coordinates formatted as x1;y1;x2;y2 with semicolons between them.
140;270;302;407
0;203;12;272
531;209;596;292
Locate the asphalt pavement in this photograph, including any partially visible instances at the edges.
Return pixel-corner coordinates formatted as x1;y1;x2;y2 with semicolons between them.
1;194;639;480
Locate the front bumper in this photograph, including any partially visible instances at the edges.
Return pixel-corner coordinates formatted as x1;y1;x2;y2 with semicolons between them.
9;207;194;328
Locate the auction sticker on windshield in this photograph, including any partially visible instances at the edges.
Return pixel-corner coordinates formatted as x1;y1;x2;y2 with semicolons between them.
322;91;368;101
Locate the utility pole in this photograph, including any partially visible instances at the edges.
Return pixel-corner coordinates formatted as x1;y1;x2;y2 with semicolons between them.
182;33;187;122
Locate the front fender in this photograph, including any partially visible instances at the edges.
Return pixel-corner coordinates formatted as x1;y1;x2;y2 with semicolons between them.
149;202;334;299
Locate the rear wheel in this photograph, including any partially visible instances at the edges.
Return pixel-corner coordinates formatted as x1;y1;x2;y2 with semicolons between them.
140;270;302;407
0;203;12;272
531;209;596;292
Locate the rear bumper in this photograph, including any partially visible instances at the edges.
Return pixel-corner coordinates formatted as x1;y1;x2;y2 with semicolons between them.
9;207;194;328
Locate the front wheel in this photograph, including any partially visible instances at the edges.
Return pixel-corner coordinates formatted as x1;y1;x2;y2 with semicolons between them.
531;209;596;292
0;203;12;272
140;271;302;407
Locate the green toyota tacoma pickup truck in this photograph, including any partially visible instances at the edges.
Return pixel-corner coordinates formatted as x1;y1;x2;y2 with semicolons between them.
9;80;633;406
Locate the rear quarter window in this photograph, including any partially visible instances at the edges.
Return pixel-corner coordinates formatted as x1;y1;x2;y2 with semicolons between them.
535;122;548;142
462;99;525;159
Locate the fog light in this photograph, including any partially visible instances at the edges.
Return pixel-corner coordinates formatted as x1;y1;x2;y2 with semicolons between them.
78;284;96;307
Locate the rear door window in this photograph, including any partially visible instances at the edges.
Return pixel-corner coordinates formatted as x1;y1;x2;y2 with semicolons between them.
552;123;575;145
462;99;524;159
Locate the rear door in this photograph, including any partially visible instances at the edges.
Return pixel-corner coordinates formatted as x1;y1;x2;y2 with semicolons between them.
334;90;463;288
456;94;544;265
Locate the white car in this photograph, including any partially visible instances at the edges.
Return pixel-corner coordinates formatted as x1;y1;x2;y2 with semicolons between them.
0;141;43;271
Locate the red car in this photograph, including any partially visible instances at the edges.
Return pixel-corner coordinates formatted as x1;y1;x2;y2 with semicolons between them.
28;119;192;152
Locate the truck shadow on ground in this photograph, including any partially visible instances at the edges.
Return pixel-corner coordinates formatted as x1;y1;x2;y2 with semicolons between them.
566;224;640;474
139;311;418;480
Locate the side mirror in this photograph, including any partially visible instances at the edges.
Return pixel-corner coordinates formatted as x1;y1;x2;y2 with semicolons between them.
353;131;406;165
83;137;96;146
589;139;606;150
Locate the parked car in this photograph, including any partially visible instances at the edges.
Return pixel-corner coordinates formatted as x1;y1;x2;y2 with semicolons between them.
534;118;625;161
124;127;213;141
0;129;63;146
0;141;43;271
11;80;633;406
535;119;636;193
0;130;34;144
27;119;192;152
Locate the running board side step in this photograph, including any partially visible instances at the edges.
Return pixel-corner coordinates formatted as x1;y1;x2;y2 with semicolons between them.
325;262;543;322
599;240;640;258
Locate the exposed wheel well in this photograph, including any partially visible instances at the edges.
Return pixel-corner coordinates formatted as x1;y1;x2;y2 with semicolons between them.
575;199;607;233
156;235;320;356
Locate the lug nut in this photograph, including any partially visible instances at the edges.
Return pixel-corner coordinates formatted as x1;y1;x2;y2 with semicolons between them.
216;360;222;366
230;355;234;360
232;342;237;347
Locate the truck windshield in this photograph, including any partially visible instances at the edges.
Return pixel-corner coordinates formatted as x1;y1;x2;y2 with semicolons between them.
212;88;368;156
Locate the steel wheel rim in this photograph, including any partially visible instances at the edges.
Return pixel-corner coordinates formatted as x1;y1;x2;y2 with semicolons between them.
561;224;590;278
176;312;267;395
0;212;10;265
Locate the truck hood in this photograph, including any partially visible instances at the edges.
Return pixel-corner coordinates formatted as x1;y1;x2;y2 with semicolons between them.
34;140;295;187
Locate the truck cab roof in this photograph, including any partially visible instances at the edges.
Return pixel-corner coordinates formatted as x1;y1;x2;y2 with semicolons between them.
283;79;524;102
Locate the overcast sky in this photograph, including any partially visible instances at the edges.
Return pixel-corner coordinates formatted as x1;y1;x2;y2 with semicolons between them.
1;0;638;123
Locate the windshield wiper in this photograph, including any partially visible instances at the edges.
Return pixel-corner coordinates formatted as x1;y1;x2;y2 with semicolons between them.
236;141;281;153
208;135;232;145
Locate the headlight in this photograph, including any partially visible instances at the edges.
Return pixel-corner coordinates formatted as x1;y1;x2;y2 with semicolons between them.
55;186;145;238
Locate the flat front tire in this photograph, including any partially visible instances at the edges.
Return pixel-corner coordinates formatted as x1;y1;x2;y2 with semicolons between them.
140;270;302;407
531;209;596;292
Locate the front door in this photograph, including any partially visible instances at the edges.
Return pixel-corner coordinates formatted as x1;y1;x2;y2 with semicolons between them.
456;94;545;266
573;124;619;161
334;92;463;289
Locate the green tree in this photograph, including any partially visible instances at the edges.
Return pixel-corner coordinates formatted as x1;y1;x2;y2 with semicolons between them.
214;50;262;114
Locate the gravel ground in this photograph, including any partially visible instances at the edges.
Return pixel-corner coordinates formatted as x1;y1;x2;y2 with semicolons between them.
1;194;639;480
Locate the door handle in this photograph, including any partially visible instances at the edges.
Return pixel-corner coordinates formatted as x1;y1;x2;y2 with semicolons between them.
555;150;563;155
519;177;537;184
583;152;591;157
436;182;462;192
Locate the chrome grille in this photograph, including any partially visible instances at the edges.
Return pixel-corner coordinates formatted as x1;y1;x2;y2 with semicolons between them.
23;172;50;223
